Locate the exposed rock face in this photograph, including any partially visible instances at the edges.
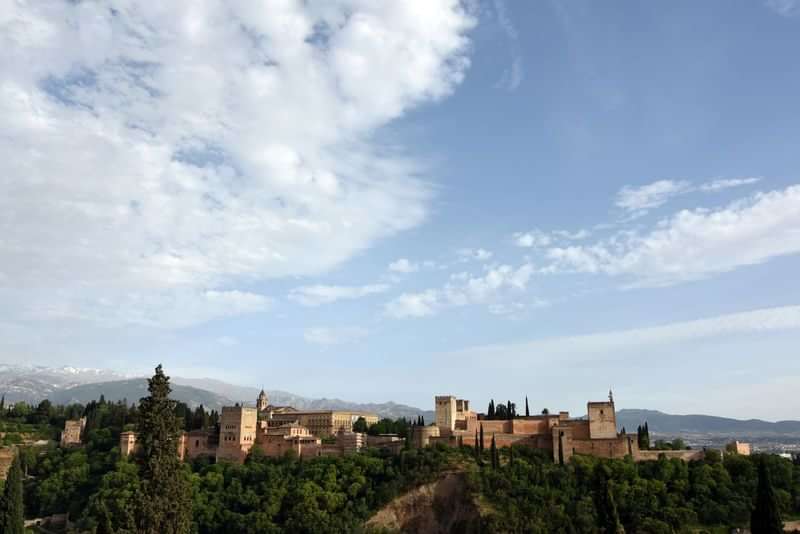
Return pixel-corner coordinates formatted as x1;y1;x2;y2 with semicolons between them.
366;471;481;534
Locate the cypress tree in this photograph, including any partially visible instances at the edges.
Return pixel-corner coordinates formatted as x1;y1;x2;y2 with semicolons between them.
751;460;783;534
506;400;512;419
421;416;425;426
1;452;24;534
509;444;514;467
593;465;624;534
479;424;485;455
474;428;480;460
525;396;530;417
488;399;495;419
134;365;191;534
0;394;5;418
490;434;498;469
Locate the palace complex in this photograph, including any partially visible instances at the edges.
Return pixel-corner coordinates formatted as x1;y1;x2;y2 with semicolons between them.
118;390;381;463
421;391;705;463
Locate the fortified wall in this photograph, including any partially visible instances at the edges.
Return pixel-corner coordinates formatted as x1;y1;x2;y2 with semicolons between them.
425;393;705;464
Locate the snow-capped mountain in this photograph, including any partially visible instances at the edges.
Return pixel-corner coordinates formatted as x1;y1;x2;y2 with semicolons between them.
0;364;126;404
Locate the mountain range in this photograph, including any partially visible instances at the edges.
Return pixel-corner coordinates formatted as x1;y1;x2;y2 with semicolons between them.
2;365;798;436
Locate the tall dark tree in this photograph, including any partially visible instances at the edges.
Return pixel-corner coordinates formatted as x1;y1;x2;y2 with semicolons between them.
490;434;498;469
593;465;624;534
541;408;550;415
134;365;191;534
479;424;485;455
525;396;530;417
506;400;512;419
0;453;24;534
509;444;514;467
0;394;5;418
751;460;783;534
474;428;480;460
488;399;495;419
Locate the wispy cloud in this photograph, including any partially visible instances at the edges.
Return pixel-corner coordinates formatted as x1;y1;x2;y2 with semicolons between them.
457;248;493;261
549;184;800;286
615;177;761;216
289;284;390;307
451;304;800;363
514;228;589;248
304;326;369;346
492;0;524;91
766;0;800;16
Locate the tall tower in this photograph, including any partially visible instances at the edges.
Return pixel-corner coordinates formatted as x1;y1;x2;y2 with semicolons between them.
257;389;269;413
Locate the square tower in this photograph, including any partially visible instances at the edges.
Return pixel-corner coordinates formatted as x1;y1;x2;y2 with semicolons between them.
587;401;617;439
435;396;457;433
216;405;258;462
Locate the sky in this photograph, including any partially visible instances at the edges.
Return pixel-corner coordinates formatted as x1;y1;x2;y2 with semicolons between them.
2;0;800;420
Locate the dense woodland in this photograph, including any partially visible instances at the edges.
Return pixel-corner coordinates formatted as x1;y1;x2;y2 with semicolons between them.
1;371;799;533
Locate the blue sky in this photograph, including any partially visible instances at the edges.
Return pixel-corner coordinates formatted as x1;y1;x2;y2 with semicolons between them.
2;0;800;419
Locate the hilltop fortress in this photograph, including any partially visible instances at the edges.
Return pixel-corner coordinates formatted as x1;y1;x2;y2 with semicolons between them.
421;392;704;463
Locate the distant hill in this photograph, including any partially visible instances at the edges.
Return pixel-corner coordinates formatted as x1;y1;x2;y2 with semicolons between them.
48;379;233;410
617;409;800;436
0;364;125;404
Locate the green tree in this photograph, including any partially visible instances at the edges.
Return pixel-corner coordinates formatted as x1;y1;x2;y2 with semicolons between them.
525;396;530;417
490;434;498;469
352;416;368;433
84;459;141;534
488;399;495;419
593;465;624;534
134;365;191;534
479;424;485;455
1;453;24;534
751;460;783;534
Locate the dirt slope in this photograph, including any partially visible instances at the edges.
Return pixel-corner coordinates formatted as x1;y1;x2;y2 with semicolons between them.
365;471;482;534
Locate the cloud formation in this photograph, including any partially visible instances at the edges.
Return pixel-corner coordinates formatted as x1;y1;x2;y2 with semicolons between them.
385;263;535;318
289;284;390;307
615;177;761;215
0;1;475;326
548;185;800;285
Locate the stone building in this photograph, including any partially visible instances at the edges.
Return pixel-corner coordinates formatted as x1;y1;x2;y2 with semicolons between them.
429;393;704;463
727;441;752;455
119;430;187;461
60;417;86;447
255;421;321;458
216;404;258;463
336;430;366;454
266;410;379;437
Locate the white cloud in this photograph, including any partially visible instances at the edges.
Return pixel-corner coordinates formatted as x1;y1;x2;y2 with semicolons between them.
457;248;493;261
548;185;800;285
452;304;800;362
514;228;589;248
699;177;761;192
216;336;238;346
289;284;389;307
615;180;693;213
304;326;368;346
384;290;440;318
385;263;536;318
615;177;762;215
0;1;475;327
388;258;419;273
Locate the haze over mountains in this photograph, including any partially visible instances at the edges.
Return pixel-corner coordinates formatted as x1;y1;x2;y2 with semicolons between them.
2;365;798;436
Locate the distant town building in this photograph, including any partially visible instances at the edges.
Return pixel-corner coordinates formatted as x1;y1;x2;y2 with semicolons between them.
60;417;86;447
427;393;704;463
367;434;405;455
